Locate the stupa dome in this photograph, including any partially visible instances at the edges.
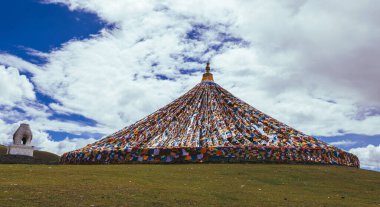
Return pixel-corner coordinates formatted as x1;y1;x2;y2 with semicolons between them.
61;63;359;167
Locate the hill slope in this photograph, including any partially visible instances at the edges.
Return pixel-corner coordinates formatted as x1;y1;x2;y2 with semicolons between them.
0;145;59;164
0;164;378;206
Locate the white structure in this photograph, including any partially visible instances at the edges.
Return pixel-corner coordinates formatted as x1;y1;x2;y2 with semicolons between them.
7;123;34;157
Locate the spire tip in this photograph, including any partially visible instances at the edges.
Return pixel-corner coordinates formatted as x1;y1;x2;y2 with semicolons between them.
205;62;210;73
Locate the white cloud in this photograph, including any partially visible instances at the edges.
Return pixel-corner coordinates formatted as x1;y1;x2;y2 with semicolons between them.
0;64;106;155
1;0;380;154
30;129;97;155
329;140;357;147
0;54;40;73
0;65;36;106
350;145;380;170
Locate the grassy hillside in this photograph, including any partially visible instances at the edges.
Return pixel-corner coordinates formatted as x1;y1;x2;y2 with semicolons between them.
0;145;59;163
0;164;378;207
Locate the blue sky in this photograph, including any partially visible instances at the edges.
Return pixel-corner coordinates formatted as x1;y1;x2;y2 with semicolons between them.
0;0;379;171
0;0;106;62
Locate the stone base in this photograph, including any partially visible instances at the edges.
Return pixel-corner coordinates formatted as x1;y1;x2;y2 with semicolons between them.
7;145;34;157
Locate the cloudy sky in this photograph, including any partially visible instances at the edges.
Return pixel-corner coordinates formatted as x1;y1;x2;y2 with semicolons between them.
0;0;379;171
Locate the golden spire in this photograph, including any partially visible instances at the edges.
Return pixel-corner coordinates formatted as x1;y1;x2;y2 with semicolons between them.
202;62;214;82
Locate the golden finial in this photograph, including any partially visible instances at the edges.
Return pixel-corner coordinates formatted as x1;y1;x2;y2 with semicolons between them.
202;62;214;82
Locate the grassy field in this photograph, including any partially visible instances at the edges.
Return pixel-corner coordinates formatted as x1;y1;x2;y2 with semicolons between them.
0;164;379;207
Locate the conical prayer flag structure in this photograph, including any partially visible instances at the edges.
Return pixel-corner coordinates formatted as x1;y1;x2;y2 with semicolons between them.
61;63;359;167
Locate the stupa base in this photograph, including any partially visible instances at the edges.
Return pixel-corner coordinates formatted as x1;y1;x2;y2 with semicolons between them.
60;147;359;168
7;145;34;157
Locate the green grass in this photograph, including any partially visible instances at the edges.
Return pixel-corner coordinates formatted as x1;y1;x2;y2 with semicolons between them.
0;145;60;163
32;150;60;162
0;145;6;154
0;164;379;207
